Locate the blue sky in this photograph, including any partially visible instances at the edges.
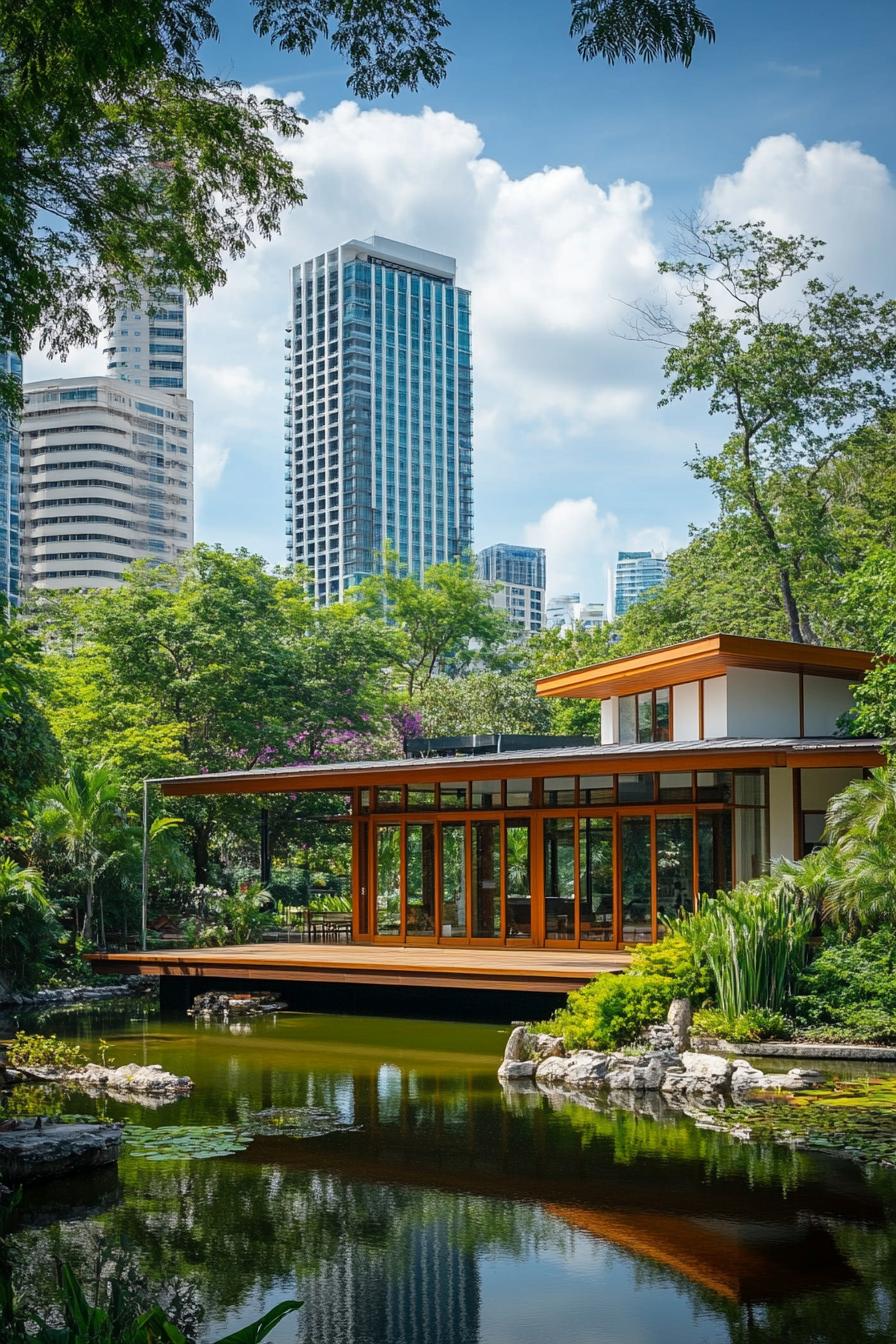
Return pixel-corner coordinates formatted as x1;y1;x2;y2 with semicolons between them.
27;1;896;600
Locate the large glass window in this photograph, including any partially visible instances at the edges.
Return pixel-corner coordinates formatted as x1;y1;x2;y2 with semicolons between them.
405;823;435;935
505;821;531;939
357;823;369;935
735;806;768;883
619;696;637;745
440;783;467;809
655;686;671;742
544;776;576;807
544;817;575;939
637;692;654;744
698;811;732;898
623;688;671;744
619;773;655;804
621;816;652;942
472;779;501;809
696;771;732;803
580;775;614;805
472;821;501;938
440;823;466;938
656;815;694;934
407;787;436;810
579;817;614;942
375;824;401;936
376;788;402;812
506;777;533;808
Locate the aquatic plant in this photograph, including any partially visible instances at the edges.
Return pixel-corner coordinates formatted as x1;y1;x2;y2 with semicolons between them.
122;1124;253;1161
6;1032;85;1070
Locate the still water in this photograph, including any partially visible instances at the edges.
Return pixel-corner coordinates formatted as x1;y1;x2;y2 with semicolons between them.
10;1002;896;1344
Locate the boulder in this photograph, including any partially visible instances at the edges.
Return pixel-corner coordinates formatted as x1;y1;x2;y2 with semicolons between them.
564;1051;610;1089
498;1059;537;1081
667;998;692;1053
528;1033;565;1061
502;1025;531;1063
0;1121;121;1184
731;1059;767;1092
679;1051;732;1084
535;1055;572;1086
16;1061;192;1099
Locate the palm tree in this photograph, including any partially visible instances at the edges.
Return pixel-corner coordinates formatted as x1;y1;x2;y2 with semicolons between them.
34;761;125;944
816;766;896;931
825;767;896;843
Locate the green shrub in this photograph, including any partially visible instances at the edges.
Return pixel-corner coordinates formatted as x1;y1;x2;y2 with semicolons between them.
692;1006;792;1043
541;934;709;1052
790;931;896;1042
6;1032;85;1070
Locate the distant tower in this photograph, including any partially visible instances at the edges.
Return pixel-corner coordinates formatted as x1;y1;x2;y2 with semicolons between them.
0;350;22;605
614;550;669;618
104;283;187;392
285;236;473;604
476;543;545;635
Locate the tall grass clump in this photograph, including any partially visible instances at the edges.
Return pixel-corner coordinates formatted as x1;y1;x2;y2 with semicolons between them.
673;879;815;1018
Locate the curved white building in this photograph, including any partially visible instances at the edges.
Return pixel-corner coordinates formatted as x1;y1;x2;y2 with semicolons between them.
20;376;193;591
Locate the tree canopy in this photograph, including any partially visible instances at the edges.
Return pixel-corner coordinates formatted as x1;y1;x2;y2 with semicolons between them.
633;220;896;644
2;0;720;414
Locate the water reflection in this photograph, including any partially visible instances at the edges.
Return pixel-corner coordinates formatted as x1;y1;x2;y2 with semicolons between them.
8;1005;896;1344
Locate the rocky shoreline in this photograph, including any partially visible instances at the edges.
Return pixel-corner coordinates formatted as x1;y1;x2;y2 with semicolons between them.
4;1060;193;1103
0;975;156;1012
499;999;825;1116
0;1119;122;1185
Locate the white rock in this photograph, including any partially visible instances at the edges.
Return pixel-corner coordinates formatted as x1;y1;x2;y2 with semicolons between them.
503;1025;531;1063
680;1051;732;1084
731;1060;767;1091
535;1056;572;1086
666;998;692;1053
564;1051;610;1088
498;1059;536;1081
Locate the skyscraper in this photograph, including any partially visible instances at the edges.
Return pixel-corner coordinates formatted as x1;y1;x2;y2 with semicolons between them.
546;592;605;632
614;550;669;618
0;350;22;605
19;376;193;592
285;237;473;603
476;543;545;635
104;283;186;391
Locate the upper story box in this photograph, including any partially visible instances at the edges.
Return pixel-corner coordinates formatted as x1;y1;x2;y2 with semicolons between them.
535;635;875;746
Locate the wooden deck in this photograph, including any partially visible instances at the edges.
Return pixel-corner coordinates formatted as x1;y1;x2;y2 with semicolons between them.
87;943;630;993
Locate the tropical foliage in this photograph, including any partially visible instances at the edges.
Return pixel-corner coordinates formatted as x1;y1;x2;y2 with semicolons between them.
0;861;58;991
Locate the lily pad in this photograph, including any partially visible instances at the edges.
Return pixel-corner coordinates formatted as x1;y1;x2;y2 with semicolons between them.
122;1123;252;1161
247;1106;361;1139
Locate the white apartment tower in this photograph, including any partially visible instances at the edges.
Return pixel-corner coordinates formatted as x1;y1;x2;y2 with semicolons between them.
19;377;193;591
19;281;193;593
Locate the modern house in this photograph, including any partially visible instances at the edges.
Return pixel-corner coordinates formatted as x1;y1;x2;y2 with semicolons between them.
118;634;879;959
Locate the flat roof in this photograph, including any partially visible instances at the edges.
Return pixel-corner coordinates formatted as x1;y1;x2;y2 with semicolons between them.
535;634;875;700
153;736;883;797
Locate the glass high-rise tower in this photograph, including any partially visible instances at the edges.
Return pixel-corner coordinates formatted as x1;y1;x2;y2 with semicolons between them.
285;237;473;603
614;550;669;618
104;284;186;391
0;350;22;605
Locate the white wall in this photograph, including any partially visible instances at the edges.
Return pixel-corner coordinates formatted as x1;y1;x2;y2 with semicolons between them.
800;767;865;811
702;676;728;738
600;698;616;746
672;681;700;741
803;675;855;736
726;668;800;738
769;768;795;862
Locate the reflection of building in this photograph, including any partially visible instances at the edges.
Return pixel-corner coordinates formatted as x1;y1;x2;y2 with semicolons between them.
547;592;605;631
285;236;473;604
476;543;545;635
298;1195;480;1344
0;349;22;604
614;550;669;618
19;375;193;592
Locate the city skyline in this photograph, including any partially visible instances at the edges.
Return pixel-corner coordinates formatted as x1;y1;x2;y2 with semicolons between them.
20;1;896;597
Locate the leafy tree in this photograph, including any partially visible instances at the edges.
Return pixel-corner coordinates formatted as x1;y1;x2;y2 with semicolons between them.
839;547;896;738
2;0;718;415
0;857;58;990
633;220;896;643
33;761;127;943
0;605;58;829
351;546;512;697
522;622;615;736
417;670;552;737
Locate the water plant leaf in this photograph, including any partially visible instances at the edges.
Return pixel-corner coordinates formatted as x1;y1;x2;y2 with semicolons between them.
122;1123;252;1161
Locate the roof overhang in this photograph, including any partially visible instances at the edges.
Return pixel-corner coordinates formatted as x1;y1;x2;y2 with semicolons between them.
153;738;884;798
535;634;876;701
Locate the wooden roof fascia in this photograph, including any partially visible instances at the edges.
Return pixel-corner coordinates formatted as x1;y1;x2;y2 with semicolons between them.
535;634;875;701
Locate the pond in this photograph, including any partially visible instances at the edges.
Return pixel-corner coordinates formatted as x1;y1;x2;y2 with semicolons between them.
7;1001;896;1343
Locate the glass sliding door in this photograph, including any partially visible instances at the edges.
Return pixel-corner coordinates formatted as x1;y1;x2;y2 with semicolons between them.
472;821;501;938
439;823;467;939
656;814;694;934
544;817;575;940
579;817;614;942
375;824;402;937
621;815;652;942
405;822;436;936
505;820;531;939
698;811;732;899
